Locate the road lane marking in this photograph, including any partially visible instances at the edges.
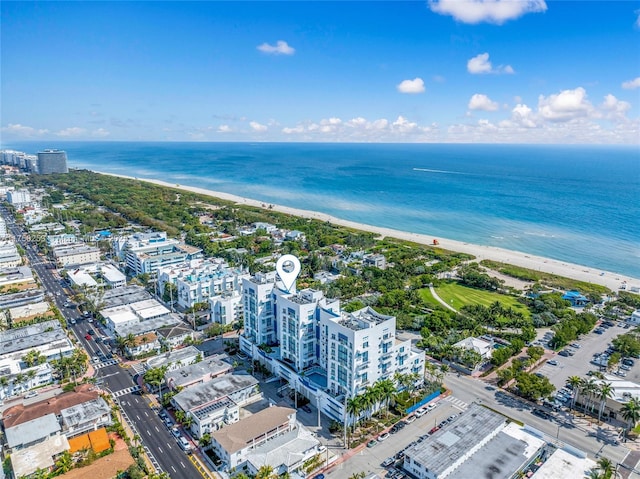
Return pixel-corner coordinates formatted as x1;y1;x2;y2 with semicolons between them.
181;462;186;468
171;466;177;473
155;426;160;432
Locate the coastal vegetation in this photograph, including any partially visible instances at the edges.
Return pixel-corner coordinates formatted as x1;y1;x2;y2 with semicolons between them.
25;170;611;374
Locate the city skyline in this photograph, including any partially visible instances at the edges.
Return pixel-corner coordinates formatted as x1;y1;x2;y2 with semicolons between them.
1;1;639;144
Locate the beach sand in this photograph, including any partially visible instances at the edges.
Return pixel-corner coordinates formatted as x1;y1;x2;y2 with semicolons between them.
104;173;640;292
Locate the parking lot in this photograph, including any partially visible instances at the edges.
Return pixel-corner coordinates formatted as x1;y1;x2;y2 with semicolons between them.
535;320;633;390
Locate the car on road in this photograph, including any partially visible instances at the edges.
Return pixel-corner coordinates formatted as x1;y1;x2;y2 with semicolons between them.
25;391;38;399
382;457;395;467
87;329;95;335
378;432;390;441
532;408;552;419
547;360;558;366
177;436;192;453
313;474;325;479
301;404;312;413
85;334;92;340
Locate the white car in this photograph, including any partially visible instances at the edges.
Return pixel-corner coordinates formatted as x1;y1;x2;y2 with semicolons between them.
405;414;417;423
378;432;390;441
25;391;38;399
414;408;427;417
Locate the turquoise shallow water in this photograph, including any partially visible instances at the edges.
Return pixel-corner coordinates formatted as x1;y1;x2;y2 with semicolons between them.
5;141;640;277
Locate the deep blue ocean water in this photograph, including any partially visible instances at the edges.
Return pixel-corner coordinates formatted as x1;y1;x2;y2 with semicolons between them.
5;141;640;277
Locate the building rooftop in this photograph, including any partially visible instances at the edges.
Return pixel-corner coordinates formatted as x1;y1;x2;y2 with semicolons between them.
531;447;596;479
404;403;507;477
157;323;194;341
145;345;201;370
0;320;65;357
338;306;394;331
244;423;320;473
4;413;61;448
101;285;151;308
172;373;258;412
10;434;70;478
60;397;110;428
165;354;232;388
114;313;179;337
449;422;543;479
2;384;101;428
210;405;295;454
192;396;236;419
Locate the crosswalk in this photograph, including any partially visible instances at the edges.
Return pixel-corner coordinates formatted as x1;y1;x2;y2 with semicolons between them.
93;358;120;369
112;385;141;398
130;362;146;376
443;395;469;411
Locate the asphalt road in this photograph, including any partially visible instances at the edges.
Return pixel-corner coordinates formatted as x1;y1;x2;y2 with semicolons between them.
2;209;202;479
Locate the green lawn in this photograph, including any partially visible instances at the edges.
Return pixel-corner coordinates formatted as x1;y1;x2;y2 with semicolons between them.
434;281;530;317
418;288;443;309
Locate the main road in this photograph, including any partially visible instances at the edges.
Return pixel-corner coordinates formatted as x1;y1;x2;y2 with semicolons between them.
1;209;204;479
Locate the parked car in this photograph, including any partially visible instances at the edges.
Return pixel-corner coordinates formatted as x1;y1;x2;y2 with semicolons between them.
429;426;440;434
405;414;416;423
178;436;192;453
171;427;181;438
378;432;390;441
301;404;312;413
570;343;581;349
558;350;570;357
547;360;558;366
623;358;635;366
382;457;395;467
367;440;378;448
447;414;458;422
25;391;38;399
415;407;427;417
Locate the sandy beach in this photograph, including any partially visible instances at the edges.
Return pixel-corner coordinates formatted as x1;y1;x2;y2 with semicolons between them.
104;173;640;292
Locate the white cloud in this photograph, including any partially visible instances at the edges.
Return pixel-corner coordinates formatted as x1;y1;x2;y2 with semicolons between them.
468;94;499;111
537;87;594;122
91;128;110;138
249;121;268;132
600;94;631;121
0;123;49;137
257;40;295;55
429;0;547;24
56;127;86;137
622;77;640;90
218;125;232;133
467;53;514;74
397;77;425;94
510;103;537;128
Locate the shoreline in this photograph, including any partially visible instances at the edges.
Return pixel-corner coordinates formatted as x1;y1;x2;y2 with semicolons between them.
101;172;640;292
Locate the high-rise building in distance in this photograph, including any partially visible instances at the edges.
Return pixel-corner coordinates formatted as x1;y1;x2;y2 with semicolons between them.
37;149;68;174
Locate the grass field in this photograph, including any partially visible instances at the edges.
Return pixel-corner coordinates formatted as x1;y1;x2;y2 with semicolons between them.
434;281;530;317
418;288;444;309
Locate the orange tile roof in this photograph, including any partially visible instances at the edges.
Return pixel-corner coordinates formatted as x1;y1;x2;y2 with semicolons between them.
68;434;92;453
88;428;110;453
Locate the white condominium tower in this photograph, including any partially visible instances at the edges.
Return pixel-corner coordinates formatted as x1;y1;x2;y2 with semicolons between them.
239;261;425;422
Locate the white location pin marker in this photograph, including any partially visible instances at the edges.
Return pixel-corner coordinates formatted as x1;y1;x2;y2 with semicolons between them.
276;254;301;293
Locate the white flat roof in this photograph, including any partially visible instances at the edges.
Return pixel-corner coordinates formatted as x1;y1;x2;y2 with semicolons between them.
101;264;126;282
107;310;139;325
137;304;170;319
531;448;596;479
68;270;98;287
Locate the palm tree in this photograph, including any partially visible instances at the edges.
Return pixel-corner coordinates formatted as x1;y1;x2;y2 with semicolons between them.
376;378;396;418
621;397;640;440
566;376;581;412
596;382;614;423
596;457;614;479
255;465;276;479
346;395;363;432
54;450;74;474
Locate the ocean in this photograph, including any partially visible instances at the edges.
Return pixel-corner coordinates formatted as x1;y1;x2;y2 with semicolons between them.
4;141;640;278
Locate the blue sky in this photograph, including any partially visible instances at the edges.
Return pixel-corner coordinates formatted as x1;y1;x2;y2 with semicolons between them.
2;1;639;143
